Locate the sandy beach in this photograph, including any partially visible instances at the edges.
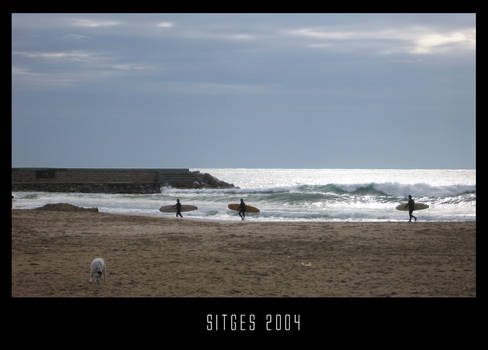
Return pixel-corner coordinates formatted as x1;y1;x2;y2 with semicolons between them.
11;207;476;297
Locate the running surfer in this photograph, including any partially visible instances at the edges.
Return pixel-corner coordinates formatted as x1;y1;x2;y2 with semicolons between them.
407;195;417;222
239;198;246;221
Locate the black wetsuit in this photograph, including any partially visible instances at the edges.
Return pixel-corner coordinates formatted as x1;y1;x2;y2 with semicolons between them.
408;198;417;222
239;201;246;220
176;201;183;218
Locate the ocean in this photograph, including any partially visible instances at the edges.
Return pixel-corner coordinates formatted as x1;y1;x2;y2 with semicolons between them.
12;169;476;222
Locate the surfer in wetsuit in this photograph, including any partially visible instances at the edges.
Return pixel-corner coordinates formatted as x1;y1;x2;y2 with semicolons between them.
407;195;417;222
239;198;246;221
176;198;183;218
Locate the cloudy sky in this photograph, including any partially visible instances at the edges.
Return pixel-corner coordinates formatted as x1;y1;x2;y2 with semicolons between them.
12;13;476;169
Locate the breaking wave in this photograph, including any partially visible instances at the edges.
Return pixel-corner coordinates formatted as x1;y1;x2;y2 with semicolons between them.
161;182;475;201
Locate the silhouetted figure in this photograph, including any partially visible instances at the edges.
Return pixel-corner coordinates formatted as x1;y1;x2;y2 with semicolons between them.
407;195;417;222
239;198;246;221
176;198;183;218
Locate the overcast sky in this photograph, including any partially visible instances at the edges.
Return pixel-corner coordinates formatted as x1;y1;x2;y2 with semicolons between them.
12;13;476;169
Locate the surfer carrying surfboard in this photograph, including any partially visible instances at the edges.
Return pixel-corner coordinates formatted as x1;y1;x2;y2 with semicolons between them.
407;195;417;222
176;199;183;218
239;198;246;220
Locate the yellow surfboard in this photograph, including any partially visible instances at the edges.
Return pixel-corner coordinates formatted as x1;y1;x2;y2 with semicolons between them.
395;203;429;211
227;203;260;213
160;204;198;213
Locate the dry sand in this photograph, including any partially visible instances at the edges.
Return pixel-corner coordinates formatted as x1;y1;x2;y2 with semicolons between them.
11;206;476;297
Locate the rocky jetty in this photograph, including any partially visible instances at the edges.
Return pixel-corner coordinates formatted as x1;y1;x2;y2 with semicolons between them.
12;168;236;194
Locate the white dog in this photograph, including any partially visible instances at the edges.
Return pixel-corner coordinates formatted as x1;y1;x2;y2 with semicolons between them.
89;258;107;284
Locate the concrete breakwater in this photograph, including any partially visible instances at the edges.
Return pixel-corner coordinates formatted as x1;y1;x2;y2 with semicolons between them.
12;168;236;194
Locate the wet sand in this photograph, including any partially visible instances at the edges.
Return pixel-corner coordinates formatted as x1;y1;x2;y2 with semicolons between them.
11;208;476;297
